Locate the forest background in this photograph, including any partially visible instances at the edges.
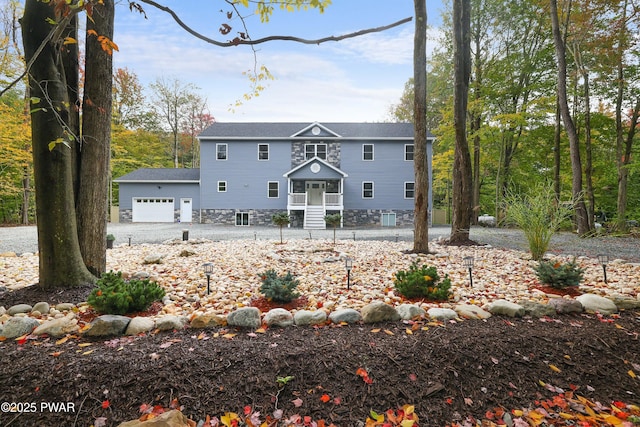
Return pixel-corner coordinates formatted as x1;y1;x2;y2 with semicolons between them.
0;0;639;230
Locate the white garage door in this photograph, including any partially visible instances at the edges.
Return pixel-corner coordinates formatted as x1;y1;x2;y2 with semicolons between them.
132;198;175;222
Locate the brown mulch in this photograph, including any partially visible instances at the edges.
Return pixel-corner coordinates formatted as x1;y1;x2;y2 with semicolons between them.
0;284;639;426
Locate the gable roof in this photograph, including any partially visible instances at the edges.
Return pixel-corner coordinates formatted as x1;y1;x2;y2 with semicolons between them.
114;168;200;183
198;122;433;140
283;156;348;179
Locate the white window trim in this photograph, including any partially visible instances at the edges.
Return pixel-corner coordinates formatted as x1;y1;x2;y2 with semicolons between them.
258;143;269;161
217;181;227;192
404;144;414;161
267;181;279;198
235;212;250;226
362;181;374;199
216;143;228;161
362;144;374;161
305;143;327;160
404;181;415;199
381;212;397;227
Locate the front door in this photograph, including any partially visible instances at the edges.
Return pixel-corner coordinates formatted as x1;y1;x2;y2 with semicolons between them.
305;181;325;205
180;198;192;223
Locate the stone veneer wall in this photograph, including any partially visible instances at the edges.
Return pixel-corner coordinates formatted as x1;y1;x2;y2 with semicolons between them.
119;209;132;223
343;210;416;227
201;209;283;226
291;141;341;168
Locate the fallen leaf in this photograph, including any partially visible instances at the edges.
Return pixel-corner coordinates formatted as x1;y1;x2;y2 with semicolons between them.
49;351;63;357
78;343;92;348
464;397;473;406
94;417;108;427
549;364;561;373
333;397;341;405
371;328;381;333
292;398;303;407
405;328;413;335
101;400;110;409
383;329;394;335
628;370;636;379
56;336;69;345
320;394;331;403
222;333;236;339
82;349;94;355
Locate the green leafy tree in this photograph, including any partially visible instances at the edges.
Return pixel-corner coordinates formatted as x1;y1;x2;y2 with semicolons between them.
272;212;290;244
324;213;341;244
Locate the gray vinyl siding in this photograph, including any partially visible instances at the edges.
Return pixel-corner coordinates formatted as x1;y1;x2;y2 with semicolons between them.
118;182;200;209
200;139;290;209
341;140;415;210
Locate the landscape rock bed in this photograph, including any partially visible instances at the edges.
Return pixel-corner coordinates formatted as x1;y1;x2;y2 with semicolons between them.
0;238;639;426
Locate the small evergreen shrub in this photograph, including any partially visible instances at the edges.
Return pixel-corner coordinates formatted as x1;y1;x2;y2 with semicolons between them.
259;269;300;303
533;259;584;289
88;271;165;315
394;262;451;300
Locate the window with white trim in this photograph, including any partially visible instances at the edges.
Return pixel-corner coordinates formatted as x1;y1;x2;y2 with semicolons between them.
362;181;374;199
258;144;269;160
382;213;397;227
405;144;414;161
404;182;415;199
216;143;227;160
305;143;327;160
218;181;227;192
363;144;374;161
268;181;279;198
235;212;249;226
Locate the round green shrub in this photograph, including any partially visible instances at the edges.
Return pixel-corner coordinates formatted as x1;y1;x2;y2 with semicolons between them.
394;262;451;300
88;271;165;315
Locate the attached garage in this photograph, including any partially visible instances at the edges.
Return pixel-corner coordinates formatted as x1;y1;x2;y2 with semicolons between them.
132;198;175;223
114;168;200;223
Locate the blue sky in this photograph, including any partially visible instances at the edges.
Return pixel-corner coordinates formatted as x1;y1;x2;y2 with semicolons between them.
112;1;444;122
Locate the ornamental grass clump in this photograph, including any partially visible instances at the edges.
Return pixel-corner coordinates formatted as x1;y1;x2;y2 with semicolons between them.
533;259;584;289
394;262;451;300
259;269;300;303
503;182;575;261
88;271;165;315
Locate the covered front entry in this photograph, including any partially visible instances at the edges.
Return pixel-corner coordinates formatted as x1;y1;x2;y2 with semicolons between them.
305;181;326;205
284;157;347;229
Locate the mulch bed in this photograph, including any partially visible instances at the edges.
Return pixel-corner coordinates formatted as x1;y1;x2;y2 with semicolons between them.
1;283;639;426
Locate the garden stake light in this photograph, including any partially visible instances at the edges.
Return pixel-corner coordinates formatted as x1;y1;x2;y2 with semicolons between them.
202;262;214;295
395;233;399;242
254;231;257;240
598;254;609;284
128;235;132;246
352;231;356;241
345;256;353;290
463;256;474;287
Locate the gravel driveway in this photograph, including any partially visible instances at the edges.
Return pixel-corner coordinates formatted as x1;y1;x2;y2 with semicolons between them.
1;223;638;263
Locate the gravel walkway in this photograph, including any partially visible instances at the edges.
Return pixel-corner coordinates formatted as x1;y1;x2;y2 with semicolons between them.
1;223;638;262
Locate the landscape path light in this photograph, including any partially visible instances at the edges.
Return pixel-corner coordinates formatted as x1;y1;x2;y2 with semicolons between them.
128;235;132;246
598;254;609;284
463;256;474;287
202;262;214;295
345;256;353;290
352;231;356;241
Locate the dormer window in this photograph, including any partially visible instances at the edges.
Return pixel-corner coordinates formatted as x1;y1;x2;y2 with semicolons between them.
305;143;327;160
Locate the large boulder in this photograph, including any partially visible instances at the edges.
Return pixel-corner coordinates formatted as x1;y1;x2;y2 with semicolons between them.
487;300;525;317
361;302;400;324
125;317;156;335
293;310;327;326
454;303;491;320
33;313;79;337
427;307;457;321
329;308;361;324
83;315;131;337
264;308;294;327
576;294;618;315
0;316;40;338
227;307;261;328
396;304;426;320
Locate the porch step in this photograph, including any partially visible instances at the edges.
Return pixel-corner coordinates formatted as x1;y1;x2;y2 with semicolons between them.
304;206;326;230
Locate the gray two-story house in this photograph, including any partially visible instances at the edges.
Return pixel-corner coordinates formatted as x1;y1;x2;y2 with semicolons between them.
115;122;433;229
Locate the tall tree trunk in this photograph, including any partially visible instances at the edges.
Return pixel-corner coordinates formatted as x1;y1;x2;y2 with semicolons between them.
614;0;629;231
412;0;430;253
582;71;595;230
617;98;640;228
77;0;114;276
554;98;561;201
549;0;590;236
449;0;473;244
22;0;95;288
470;15;482;225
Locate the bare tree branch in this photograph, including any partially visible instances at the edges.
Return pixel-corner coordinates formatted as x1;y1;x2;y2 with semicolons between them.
137;0;412;46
